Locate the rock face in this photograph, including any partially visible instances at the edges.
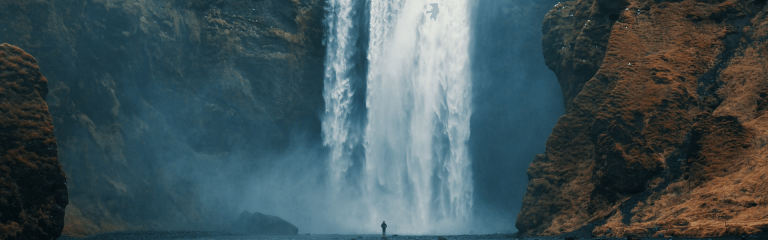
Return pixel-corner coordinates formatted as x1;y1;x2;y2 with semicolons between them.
0;0;324;237
518;0;768;238
0;43;68;240
233;211;298;235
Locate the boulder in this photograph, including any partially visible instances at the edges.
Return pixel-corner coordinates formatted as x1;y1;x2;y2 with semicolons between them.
233;211;298;235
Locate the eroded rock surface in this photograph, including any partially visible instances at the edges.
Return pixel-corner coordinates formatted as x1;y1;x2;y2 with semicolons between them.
518;0;768;237
0;43;68;240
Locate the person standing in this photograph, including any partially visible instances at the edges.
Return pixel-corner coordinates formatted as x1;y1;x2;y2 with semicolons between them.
381;221;387;237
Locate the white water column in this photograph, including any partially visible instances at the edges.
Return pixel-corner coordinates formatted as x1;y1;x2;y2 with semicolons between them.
323;0;473;234
323;0;361;195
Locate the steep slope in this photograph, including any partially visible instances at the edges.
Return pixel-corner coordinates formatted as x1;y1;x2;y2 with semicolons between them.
0;0;325;237
518;0;768;237
0;43;68;240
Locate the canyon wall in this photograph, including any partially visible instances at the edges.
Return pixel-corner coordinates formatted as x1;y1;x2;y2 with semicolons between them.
0;43;68;240
0;0;325;237
518;0;768;237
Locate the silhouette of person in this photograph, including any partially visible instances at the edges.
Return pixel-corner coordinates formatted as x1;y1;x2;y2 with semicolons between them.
381;221;387;237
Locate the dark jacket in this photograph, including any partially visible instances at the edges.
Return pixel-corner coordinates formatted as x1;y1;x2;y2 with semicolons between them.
381;222;387;229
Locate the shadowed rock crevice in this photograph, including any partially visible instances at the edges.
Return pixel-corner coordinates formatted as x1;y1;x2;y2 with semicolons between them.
468;0;565;232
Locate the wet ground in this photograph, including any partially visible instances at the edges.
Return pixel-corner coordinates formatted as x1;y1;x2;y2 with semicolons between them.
56;231;767;240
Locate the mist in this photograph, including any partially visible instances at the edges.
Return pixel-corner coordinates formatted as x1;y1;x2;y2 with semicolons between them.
205;0;565;235
265;0;565;235
108;0;566;235
6;0;564;236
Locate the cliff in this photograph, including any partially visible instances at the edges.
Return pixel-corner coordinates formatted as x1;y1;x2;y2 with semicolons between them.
0;0;324;237
518;0;768;237
0;43;68;240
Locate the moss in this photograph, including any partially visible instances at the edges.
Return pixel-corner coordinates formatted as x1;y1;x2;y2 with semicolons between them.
0;43;67;240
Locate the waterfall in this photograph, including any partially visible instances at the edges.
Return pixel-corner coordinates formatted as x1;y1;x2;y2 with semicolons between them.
323;0;472;234
322;0;368;196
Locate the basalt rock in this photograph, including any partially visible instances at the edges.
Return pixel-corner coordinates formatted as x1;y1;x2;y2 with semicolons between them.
0;43;68;240
519;0;768;238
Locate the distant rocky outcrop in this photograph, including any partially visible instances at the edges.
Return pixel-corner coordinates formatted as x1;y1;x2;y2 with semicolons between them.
0;0;325;237
232;211;298;235
0;43;68;240
518;0;768;238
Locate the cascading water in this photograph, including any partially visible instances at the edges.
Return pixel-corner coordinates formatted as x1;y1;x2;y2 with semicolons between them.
323;0;472;234
323;0;369;196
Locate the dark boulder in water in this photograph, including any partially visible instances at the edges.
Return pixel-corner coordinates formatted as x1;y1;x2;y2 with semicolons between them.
233;211;298;235
0;43;68;240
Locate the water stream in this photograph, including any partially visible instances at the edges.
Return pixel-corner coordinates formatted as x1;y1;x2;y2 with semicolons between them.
323;0;473;234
